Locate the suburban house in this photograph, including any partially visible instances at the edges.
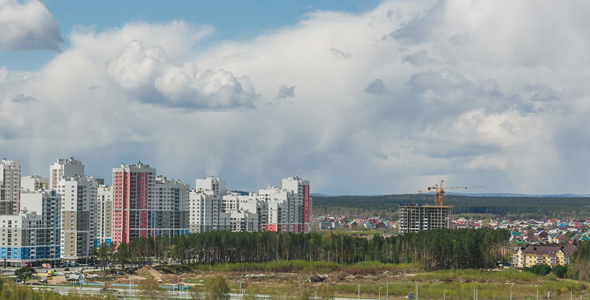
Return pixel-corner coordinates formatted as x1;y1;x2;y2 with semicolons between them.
513;244;577;268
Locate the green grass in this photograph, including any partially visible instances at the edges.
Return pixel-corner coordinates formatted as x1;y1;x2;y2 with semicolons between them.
412;268;542;283
190;260;421;274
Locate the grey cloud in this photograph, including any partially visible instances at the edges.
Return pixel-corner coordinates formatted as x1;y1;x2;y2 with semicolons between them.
88;85;109;94
524;84;560;102
7;94;36;103
276;85;295;99
402;50;436;67
388;1;445;43
408;70;471;91
413;142;500;159
0;0;63;51
365;79;388;95
329;48;351;59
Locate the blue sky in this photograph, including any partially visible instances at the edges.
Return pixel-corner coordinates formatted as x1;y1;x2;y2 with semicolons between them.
1;0;590;195
0;0;380;71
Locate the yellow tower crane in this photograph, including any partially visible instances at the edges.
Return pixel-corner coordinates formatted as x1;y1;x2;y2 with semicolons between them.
418;180;485;206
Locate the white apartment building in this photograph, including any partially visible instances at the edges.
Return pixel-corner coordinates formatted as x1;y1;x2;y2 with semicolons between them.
21;175;48;192
1;158;21;215
189;176;311;234
17;187;61;265
58;176;97;261
49;157;84;190
153;176;190;237
0;211;56;266
190;177;227;232
96;185;112;247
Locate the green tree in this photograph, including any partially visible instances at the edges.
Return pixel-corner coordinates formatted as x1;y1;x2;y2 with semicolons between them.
552;265;568;278
98;243;109;270
14;267;36;283
138;278;165;300
526;264;552;276
117;241;130;269
204;275;230;300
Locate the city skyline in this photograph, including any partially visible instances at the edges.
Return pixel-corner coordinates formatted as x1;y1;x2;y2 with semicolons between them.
0;157;311;265
2;1;590;195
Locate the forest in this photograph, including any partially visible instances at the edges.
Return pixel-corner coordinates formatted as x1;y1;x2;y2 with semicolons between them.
568;241;590;281
313;194;590;219
97;229;510;271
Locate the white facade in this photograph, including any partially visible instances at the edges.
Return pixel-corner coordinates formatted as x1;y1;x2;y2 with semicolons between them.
189;176;311;233
96;185;112;247
49;157;84;191
153;176;190;237
0;211;57;266
18;189;61;264
21;175;48;192
1;158;21;215
190;177;226;232
58;176;97;260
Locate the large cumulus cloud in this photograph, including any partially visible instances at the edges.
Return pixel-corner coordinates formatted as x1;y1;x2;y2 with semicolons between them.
106;40;256;109
2;0;590;195
0;0;63;51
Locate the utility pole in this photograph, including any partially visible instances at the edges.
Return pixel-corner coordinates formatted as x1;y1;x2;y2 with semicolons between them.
415;281;418;300
386;282;388;300
358;283;360;300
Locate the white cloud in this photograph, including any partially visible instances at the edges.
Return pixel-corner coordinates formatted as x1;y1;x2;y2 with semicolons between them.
0;0;63;51
2;1;590;195
105;40;256;109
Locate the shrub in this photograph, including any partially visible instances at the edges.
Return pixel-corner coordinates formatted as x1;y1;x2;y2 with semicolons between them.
552;265;568;278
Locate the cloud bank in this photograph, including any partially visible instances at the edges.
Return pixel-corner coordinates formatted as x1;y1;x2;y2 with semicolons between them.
2;0;590;195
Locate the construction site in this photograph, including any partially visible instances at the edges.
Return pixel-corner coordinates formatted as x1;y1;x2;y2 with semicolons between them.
399;180;483;234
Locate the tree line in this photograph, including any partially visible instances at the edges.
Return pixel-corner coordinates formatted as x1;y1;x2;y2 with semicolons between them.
314;194;590;220
96;229;510;271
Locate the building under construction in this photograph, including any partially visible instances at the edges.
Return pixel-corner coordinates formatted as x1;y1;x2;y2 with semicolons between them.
398;204;452;234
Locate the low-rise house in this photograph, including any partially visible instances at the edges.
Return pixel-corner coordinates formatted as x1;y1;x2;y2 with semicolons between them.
513;244;576;268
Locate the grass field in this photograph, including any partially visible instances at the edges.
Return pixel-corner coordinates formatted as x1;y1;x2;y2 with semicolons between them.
165;262;590;300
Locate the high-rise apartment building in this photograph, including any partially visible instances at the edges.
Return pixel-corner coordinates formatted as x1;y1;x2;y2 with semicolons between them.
190;177;227;232
112;162;189;245
1;158;21;215
58;176;97;261
281;176;311;233
49;157;84;190
189;176;311;234
398;204;452;234
112;162;154;245
96;185;112;247
18;188;61;265
153;176;189;236
21;175;48;192
0;211;55;266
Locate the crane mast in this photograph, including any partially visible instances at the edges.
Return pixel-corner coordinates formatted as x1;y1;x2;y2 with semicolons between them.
418;180;485;206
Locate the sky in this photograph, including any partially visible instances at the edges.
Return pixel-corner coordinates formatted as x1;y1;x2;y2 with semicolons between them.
1;0;590;195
